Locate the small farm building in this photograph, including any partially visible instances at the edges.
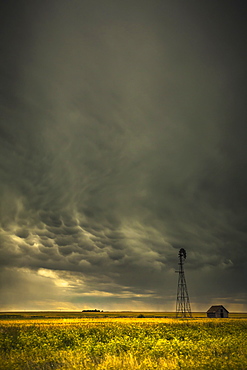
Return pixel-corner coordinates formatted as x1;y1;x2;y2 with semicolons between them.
207;305;228;318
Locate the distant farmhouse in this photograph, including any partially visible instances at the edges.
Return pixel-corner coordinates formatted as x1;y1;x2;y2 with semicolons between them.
207;305;228;318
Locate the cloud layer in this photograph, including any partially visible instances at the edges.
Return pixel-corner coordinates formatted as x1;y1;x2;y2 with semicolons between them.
1;0;247;312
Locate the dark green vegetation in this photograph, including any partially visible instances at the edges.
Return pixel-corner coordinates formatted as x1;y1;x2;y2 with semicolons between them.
0;311;175;320
1;311;247;319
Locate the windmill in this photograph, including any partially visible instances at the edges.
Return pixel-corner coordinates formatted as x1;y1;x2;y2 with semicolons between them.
176;248;192;318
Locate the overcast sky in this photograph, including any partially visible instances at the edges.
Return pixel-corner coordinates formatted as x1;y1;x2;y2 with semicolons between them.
0;0;247;312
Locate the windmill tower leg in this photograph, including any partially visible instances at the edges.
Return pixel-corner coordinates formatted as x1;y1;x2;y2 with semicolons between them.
176;248;192;318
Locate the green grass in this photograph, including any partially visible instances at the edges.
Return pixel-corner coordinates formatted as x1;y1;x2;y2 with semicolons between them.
0;314;247;369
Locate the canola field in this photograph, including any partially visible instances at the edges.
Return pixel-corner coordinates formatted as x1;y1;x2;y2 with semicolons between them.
0;313;247;369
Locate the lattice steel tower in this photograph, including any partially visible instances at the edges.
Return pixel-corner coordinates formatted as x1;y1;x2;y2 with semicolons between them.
176;248;192;318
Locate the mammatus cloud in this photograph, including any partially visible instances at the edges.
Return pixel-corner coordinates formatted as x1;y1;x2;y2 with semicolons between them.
0;0;247;312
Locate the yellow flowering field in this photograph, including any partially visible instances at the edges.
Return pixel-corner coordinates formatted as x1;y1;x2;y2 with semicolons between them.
0;315;247;369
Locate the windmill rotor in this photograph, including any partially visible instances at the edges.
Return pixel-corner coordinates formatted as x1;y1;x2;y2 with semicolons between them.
179;248;186;259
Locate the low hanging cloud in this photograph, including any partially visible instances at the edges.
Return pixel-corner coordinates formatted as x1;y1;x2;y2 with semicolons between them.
0;0;247;312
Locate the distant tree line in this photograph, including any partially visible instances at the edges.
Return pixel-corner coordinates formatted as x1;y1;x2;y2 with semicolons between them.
82;309;103;312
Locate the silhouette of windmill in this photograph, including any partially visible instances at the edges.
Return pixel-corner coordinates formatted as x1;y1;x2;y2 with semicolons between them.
176;248;192;318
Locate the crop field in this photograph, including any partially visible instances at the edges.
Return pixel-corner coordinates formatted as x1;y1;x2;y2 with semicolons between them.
1;313;247;369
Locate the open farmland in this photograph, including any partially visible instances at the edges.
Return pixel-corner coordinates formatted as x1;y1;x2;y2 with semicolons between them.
0;313;247;369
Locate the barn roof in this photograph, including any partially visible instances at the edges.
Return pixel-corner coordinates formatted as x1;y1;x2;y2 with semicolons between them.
207;305;229;313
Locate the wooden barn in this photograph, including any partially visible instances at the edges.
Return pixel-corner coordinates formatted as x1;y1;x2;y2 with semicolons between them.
207;305;229;318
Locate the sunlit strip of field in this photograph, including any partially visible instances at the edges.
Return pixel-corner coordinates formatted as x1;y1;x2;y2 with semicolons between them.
1;317;247;327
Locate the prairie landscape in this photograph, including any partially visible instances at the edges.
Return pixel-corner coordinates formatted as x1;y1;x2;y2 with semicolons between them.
1;4;247;370
1;312;247;369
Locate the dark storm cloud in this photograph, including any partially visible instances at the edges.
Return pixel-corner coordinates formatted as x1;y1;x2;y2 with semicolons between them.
1;0;247;311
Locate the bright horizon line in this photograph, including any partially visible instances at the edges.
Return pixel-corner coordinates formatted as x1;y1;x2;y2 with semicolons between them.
1;310;246;313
